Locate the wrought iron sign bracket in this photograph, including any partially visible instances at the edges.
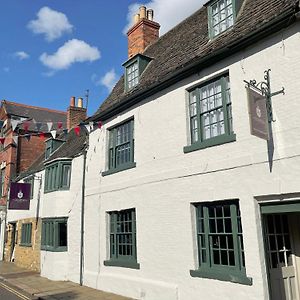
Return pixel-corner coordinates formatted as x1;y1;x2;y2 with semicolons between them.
244;69;285;123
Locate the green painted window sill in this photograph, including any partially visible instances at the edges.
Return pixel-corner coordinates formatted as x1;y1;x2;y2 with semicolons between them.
19;243;32;248
104;259;140;269
41;246;67;252
190;269;252;285
102;162;136;176
184;133;236;153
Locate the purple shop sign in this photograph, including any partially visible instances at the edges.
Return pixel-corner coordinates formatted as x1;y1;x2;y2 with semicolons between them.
247;87;269;141
8;182;31;210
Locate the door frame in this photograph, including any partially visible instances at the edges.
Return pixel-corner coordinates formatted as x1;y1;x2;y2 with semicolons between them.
260;200;300;300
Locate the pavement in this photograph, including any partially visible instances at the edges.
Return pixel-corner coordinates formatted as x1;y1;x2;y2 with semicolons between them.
0;262;133;300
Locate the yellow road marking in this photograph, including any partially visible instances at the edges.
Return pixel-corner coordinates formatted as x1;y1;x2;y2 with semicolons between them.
0;281;31;300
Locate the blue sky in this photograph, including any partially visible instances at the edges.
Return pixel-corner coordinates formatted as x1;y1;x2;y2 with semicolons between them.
0;0;204;116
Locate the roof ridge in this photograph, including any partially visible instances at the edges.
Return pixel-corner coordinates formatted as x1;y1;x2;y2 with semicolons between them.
2;100;67;115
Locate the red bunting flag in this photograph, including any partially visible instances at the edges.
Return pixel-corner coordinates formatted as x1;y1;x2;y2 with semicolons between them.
57;121;63;129
74;126;80;136
98;121;102;129
0;137;5;144
23;121;30;132
39;132;45;140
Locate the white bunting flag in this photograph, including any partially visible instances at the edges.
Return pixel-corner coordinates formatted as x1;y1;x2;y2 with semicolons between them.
12;136;18;145
11;119;21;131
85;124;92;133
50;130;57;139
47;122;53;132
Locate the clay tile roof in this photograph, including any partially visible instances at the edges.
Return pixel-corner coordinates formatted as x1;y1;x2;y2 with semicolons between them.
92;0;298;120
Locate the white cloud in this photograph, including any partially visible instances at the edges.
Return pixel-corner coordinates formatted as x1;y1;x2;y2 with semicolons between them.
123;0;205;35
14;51;30;60
28;6;73;42
92;69;118;92
40;39;101;71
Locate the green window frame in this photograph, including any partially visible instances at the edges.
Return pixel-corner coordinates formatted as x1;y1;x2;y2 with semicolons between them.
44;161;72;193
190;200;252;285
126;61;139;90
24;176;34;199
208;0;236;38
20;223;32;247
102;119;135;176
184;74;235;153
104;209;140;269
45;139;64;160
41;218;68;252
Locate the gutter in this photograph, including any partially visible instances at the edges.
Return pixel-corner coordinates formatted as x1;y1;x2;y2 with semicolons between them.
90;4;298;122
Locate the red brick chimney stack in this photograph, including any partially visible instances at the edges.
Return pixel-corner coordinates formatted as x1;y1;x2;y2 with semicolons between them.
127;6;160;58
67;96;87;131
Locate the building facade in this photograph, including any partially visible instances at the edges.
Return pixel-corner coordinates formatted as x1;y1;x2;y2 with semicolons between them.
83;1;300;299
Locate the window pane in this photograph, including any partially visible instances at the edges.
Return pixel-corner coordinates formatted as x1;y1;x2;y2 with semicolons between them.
58;222;67;247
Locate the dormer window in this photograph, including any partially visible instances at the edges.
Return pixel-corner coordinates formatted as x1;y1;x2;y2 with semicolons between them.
123;54;152;91
45;138;64;160
126;61;139;90
209;0;235;38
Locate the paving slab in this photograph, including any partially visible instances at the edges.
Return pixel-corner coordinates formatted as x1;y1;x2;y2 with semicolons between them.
0;262;134;300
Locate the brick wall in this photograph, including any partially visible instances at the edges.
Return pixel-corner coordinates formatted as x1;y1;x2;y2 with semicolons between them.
128;19;160;58
67;106;87;130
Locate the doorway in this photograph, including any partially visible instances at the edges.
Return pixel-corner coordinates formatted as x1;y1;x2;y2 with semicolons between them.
263;212;300;300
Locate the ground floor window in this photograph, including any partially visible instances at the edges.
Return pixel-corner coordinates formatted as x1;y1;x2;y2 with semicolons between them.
41;218;67;251
104;208;139;269
20;223;32;247
190;200;252;285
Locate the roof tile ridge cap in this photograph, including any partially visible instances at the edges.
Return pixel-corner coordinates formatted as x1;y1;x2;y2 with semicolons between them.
3;100;67;115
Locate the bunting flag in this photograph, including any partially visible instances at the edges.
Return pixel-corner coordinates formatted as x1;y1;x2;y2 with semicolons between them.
57;121;63;129
74;126;80;136
39;132;45;140
47;122;53;132
35;121;43;132
24;135;31;142
50;130;57;139
12;136;18;145
0;138;5;145
11;119;21;131
23;121;30;132
63;129;68;135
98;121;102;129
0;120;4;129
85;124;92;133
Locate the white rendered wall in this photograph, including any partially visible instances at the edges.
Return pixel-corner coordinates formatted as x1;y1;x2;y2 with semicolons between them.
83;23;300;300
40;155;84;282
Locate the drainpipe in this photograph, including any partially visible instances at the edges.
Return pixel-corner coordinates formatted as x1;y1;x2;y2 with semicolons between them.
79;137;88;286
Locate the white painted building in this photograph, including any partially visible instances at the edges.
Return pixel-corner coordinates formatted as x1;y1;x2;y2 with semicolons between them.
83;1;300;300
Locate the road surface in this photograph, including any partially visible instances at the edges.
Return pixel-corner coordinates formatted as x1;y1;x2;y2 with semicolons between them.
0;282;32;299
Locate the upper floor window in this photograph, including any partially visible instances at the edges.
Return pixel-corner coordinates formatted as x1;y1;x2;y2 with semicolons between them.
44;160;71;192
45;138;64;160
184;74;235;153
0;168;5;197
209;0;234;38
102;119;135;176
126;61;139;90
190;200;252;285
123;54;152;91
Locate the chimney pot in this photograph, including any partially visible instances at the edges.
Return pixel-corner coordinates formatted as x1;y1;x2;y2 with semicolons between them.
147;9;154;21
78;97;83;108
139;6;146;19
70;96;75;107
134;13;140;24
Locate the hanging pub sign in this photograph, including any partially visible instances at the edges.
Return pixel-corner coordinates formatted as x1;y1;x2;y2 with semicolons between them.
247;87;269;140
8;182;31;210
